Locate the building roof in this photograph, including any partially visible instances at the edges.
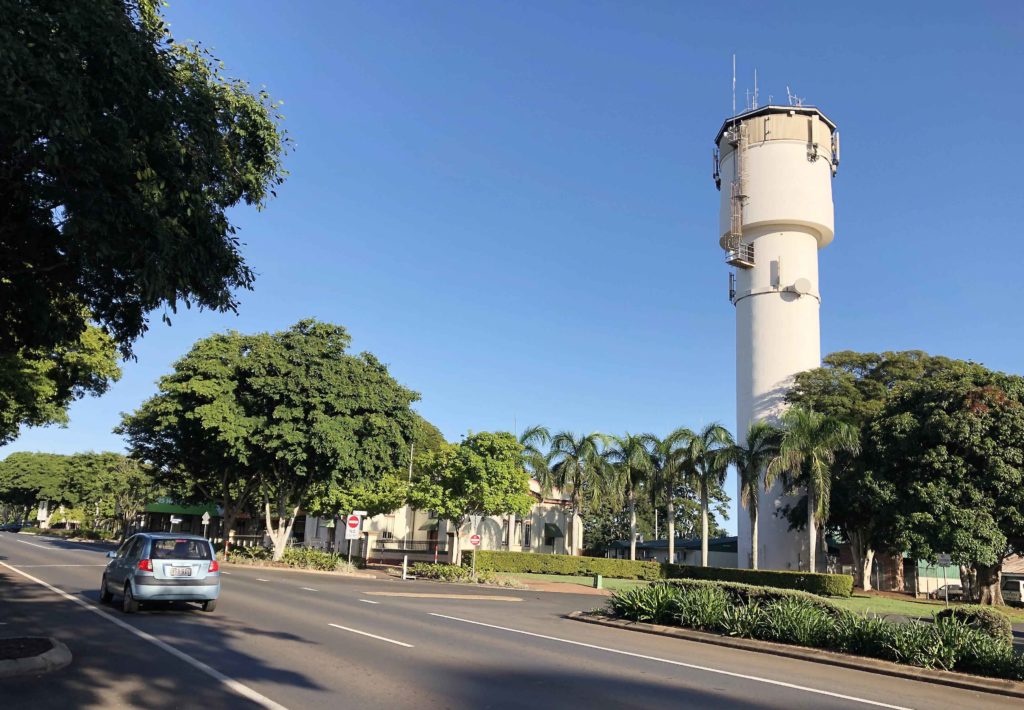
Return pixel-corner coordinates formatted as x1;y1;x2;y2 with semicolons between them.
713;104;837;145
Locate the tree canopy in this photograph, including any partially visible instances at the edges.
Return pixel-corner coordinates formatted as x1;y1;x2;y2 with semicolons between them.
1;0;289;358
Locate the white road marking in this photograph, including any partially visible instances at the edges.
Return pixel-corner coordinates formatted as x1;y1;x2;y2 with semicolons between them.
358;599;379;604
0;560;288;710
221;571;231;575
301;587;318;592
17;539;57;550
328;623;412;648
257;578;270;582
428;613;912;710
17;564;106;568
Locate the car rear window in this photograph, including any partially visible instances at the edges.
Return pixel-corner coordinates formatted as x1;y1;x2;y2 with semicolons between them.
150;539;212;560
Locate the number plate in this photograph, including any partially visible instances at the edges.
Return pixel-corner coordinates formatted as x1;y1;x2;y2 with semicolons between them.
168;566;192;577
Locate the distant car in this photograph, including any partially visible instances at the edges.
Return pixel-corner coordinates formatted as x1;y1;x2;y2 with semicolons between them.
929;584;963;601
100;532;220;613
1001;579;1024;607
0;521;23;532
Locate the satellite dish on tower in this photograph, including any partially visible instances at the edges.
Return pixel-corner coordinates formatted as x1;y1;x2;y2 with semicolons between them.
793;278;812;295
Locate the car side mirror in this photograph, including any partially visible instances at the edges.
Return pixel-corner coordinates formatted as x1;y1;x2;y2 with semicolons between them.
106;551;117;558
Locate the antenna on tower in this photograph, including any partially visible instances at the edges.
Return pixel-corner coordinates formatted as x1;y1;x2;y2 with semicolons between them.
786;86;804;107
731;54;736;116
753;68;759;109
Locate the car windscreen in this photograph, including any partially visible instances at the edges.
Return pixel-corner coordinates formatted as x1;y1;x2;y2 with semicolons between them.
149;539;212;560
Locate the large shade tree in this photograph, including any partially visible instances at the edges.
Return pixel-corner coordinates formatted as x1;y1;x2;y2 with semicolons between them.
767;406;859;574
121;320;419;560
682;423;734;567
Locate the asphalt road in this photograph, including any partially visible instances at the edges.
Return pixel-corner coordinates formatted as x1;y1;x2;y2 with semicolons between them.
0;533;1012;709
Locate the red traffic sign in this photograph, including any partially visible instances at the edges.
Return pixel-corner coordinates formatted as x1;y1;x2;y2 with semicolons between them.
469;534;481;547
347;515;361;529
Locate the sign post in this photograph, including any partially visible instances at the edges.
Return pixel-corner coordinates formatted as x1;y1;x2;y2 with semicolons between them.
469;532;482;577
937;553;952;606
169;515;182;533
202;511;211;540
345;512;365;565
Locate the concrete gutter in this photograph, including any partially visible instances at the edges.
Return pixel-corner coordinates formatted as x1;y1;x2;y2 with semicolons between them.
0;638;72;679
567;611;1024;700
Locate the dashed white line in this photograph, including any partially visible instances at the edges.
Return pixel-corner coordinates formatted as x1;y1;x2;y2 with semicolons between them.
328;623;412;648
257;578;270;582
359;599;379;604
427;613;911;710
301;587;318;592
0;559;287;710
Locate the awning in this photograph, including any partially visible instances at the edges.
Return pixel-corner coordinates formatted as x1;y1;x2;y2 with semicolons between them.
144;502;220;517
543;523;563;538
419;520;439;531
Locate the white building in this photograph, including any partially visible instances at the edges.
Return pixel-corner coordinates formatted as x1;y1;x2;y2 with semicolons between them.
714;104;840;571
303;479;583;564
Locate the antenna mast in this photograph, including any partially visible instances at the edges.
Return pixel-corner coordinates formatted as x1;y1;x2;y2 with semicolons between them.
732;54;736;116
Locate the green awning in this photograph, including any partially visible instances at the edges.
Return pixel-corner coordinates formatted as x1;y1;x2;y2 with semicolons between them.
419;519;439;531
544;523;563;538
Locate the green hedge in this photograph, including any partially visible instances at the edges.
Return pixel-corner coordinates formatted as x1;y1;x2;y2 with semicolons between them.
663;563;853;597
464;550;661;580
609;582;1024;681
664;578;844;615
21;527;116;541
935;605;1013;646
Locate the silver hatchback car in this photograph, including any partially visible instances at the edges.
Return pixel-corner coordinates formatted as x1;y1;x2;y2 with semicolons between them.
100;533;221;613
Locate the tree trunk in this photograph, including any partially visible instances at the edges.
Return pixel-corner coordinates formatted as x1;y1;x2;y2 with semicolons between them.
628;491;637;561
976;562;1004;605
750;507;758;570
700;485;709;567
807;485;817;573
959;565;976;602
666;495;675;565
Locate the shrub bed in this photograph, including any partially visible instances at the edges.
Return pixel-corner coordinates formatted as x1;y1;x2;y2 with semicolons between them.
464;551;661;580
935;605;1013;646
21;527;116;541
228;546;355;572
411;562;520;587
663;563;853;597
608;582;1024;681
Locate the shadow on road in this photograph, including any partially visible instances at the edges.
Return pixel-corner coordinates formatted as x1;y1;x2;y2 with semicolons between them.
0;567;322;708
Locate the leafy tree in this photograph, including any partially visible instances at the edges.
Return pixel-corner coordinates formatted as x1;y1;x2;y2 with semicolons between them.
645;427;694;565
767;406;859;574
546;431;608;556
1;323;121;445
682;423;734;567
1;0;288;359
121;320;419;560
789;350;974;588
605;433;653;561
868;370;1024;604
730;421;779;570
409;432;534;540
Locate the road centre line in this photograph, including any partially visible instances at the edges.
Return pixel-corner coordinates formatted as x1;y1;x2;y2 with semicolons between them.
427;613;911;710
358;599;379;604
301;587;318;592
257;578;270;582
328;623;412;648
0;560;288;710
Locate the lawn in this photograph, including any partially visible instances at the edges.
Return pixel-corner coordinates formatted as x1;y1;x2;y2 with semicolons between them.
511;572;651;592
829;593;1024;622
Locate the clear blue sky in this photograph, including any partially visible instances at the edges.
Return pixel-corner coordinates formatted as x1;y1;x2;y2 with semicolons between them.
5;1;1022;534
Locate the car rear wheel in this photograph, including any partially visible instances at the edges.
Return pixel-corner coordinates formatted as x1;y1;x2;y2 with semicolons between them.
99;575;112;603
201;599;217;613
122;583;139;614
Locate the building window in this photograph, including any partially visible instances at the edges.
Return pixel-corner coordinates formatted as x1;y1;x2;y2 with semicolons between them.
380;530;394;540
523;522;532;548
428;510;438;519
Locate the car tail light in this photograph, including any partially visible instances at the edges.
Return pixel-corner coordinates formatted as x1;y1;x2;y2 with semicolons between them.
209;559;220;573
138;559;153;572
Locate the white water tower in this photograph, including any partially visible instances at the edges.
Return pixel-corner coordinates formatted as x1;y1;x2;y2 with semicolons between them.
713;104;839;570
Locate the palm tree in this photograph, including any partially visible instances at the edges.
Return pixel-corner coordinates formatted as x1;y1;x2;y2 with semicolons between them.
547;431;607;556
731;421;780;570
645;427;694;565
682;423;734;567
519;424;551;488
604;433;654;561
766;406;859;573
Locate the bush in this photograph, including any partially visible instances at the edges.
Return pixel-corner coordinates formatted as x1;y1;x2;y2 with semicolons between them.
411;563;471;582
934;605;1013;646
663;563;853;597
465;551;661;580
280;547;347;571
607;581;1024;681
23;527;115;541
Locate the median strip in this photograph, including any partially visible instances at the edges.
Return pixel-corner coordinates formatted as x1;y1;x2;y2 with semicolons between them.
427;613;910;710
327;623;412;648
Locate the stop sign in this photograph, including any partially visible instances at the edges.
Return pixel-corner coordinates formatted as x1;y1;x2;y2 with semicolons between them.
469;533;481;546
347;515;360;529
